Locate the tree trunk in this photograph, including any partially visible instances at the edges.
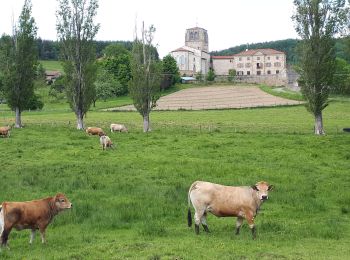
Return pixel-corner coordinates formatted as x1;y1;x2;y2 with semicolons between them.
314;112;325;135
76;110;84;130
143;113;150;132
15;107;22;128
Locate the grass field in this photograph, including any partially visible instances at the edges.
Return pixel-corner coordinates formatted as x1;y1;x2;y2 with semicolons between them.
0;92;349;259
39;60;63;73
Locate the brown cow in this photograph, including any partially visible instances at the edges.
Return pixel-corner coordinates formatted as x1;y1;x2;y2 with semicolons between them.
187;181;273;239
0;126;11;138
85;127;105;136
0;193;72;246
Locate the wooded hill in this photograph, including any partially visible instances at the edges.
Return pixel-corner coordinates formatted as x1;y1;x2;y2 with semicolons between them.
211;38;350;64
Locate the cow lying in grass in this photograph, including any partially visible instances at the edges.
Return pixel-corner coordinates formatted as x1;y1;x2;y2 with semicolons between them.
0;193;72;246
110;123;128;133
99;134;114;150
0;126;11;138
86;127;105;136
187;181;273;239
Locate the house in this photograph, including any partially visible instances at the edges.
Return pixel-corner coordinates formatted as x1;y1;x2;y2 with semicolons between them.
211;49;287;86
45;70;62;85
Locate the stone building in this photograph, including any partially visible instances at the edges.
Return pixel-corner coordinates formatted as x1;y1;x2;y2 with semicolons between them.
212;49;287;86
170;27;210;76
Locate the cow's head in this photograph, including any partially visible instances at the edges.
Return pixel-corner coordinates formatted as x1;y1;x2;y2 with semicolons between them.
251;181;273;201
54;193;72;210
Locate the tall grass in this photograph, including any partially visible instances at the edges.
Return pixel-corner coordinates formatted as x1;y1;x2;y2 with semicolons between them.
0;100;349;259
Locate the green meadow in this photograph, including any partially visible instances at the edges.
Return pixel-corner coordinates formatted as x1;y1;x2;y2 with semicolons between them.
0;90;350;259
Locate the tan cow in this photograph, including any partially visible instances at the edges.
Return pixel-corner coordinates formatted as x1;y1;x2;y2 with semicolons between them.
0;193;72;246
187;181;273;239
86;127;105;136
0;126;11;138
110;123;128;133
99;134;114;150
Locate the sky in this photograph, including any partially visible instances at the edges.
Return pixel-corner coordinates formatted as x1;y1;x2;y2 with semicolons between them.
0;0;300;58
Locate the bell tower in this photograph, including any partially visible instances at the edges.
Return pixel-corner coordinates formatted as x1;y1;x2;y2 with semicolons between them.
185;27;209;52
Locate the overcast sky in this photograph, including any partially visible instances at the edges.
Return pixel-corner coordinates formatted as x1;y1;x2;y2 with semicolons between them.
0;0;299;58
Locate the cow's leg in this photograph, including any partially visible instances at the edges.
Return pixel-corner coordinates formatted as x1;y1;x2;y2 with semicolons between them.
201;212;210;233
194;209;205;235
245;211;256;239
39;227;46;244
1;227;12;247
235;217;244;235
30;229;36;244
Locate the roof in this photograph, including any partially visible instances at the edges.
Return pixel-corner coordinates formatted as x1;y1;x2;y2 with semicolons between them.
186;27;207;31
171;47;194;53
211;55;235;60
235;48;285;56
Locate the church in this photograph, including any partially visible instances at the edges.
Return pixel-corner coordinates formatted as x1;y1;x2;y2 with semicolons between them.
170;27;210;76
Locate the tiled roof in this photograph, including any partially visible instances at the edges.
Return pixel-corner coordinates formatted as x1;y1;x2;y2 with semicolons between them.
211;56;235;59
171;47;194;53
235;48;285;56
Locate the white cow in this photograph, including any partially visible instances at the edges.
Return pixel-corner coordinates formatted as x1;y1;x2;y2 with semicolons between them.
187;181;273;239
110;124;128;133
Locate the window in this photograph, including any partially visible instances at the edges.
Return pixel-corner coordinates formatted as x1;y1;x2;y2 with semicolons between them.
267;70;271;74
274;62;281;67
247;57;250;61
276;56;279;60
257;57;260;60
236;71;244;75
193;58;195;62
276;70;280;74
267;57;270;60
239;57;242;61
237;63;244;68
265;62;271;67
257;71;261;75
257;63;263;69
230;59;233;63
247;71;250;75
245;63;251;68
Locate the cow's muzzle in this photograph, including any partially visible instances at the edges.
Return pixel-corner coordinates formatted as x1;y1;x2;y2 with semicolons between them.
261;195;268;201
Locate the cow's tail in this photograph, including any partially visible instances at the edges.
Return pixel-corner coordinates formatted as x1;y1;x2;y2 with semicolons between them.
0;204;4;236
187;185;193;227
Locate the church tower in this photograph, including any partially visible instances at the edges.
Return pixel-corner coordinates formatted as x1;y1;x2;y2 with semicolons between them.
185;27;209;52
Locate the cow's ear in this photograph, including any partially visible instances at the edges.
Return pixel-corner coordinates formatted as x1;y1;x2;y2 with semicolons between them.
251;185;259;191
268;185;274;191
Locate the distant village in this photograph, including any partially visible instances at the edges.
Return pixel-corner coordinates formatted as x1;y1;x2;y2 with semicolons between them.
170;27;294;87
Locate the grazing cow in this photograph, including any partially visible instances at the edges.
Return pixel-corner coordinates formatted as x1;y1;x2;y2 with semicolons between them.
187;181;273;239
110;123;128;133
0;126;11;138
99;134;114;150
0;193;72;246
86;127;105;136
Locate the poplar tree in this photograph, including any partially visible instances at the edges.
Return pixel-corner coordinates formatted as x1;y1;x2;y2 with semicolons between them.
128;23;161;132
292;0;347;134
56;0;99;129
1;0;37;128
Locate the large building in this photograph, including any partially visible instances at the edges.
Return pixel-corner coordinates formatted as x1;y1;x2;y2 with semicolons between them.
170;27;210;76
170;27;288;86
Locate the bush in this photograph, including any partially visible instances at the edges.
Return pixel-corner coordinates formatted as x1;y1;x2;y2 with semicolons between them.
26;94;44;110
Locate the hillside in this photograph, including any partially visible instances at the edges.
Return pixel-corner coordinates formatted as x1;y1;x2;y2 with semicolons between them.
211;37;350;64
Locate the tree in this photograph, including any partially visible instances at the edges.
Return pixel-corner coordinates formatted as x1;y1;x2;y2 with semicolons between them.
331;57;350;94
56;0;100;129
101;44;131;95
206;68;216;82
228;69;236;82
128;23;161;132
161;55;180;90
93;66;122;106
292;0;347;135
0;0;38;128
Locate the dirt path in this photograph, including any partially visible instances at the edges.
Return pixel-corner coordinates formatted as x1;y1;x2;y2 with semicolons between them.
109;86;301;111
